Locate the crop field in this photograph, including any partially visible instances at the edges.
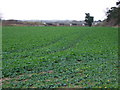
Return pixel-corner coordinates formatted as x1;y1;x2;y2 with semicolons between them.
2;26;118;88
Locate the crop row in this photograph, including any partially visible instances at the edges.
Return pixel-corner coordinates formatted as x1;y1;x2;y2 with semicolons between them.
2;26;118;88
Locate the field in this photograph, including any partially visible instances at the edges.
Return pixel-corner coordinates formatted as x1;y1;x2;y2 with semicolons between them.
2;26;118;88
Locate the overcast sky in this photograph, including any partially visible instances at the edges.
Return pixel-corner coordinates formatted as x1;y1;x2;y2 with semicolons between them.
0;0;118;20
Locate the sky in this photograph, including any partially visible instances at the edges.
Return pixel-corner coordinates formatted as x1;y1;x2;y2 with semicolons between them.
0;0;118;21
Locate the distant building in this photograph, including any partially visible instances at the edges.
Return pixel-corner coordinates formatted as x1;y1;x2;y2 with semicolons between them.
41;20;86;26
92;20;102;26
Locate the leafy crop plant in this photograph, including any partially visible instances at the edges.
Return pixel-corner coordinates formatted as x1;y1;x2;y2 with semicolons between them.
2;26;118;88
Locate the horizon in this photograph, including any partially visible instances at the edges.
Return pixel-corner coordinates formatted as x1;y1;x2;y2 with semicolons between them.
0;18;104;21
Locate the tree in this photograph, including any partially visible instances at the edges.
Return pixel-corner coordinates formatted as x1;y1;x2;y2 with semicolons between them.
116;1;120;6
85;13;94;27
106;0;120;26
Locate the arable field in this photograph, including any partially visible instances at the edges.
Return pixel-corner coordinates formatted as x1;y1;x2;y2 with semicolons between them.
2;26;118;88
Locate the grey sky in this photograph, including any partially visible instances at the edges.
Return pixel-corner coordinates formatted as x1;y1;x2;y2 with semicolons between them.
0;0;118;20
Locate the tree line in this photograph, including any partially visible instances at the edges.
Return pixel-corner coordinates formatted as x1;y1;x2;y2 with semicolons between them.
85;1;120;27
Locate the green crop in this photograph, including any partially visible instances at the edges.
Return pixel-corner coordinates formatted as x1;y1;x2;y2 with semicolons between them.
2;26;118;88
